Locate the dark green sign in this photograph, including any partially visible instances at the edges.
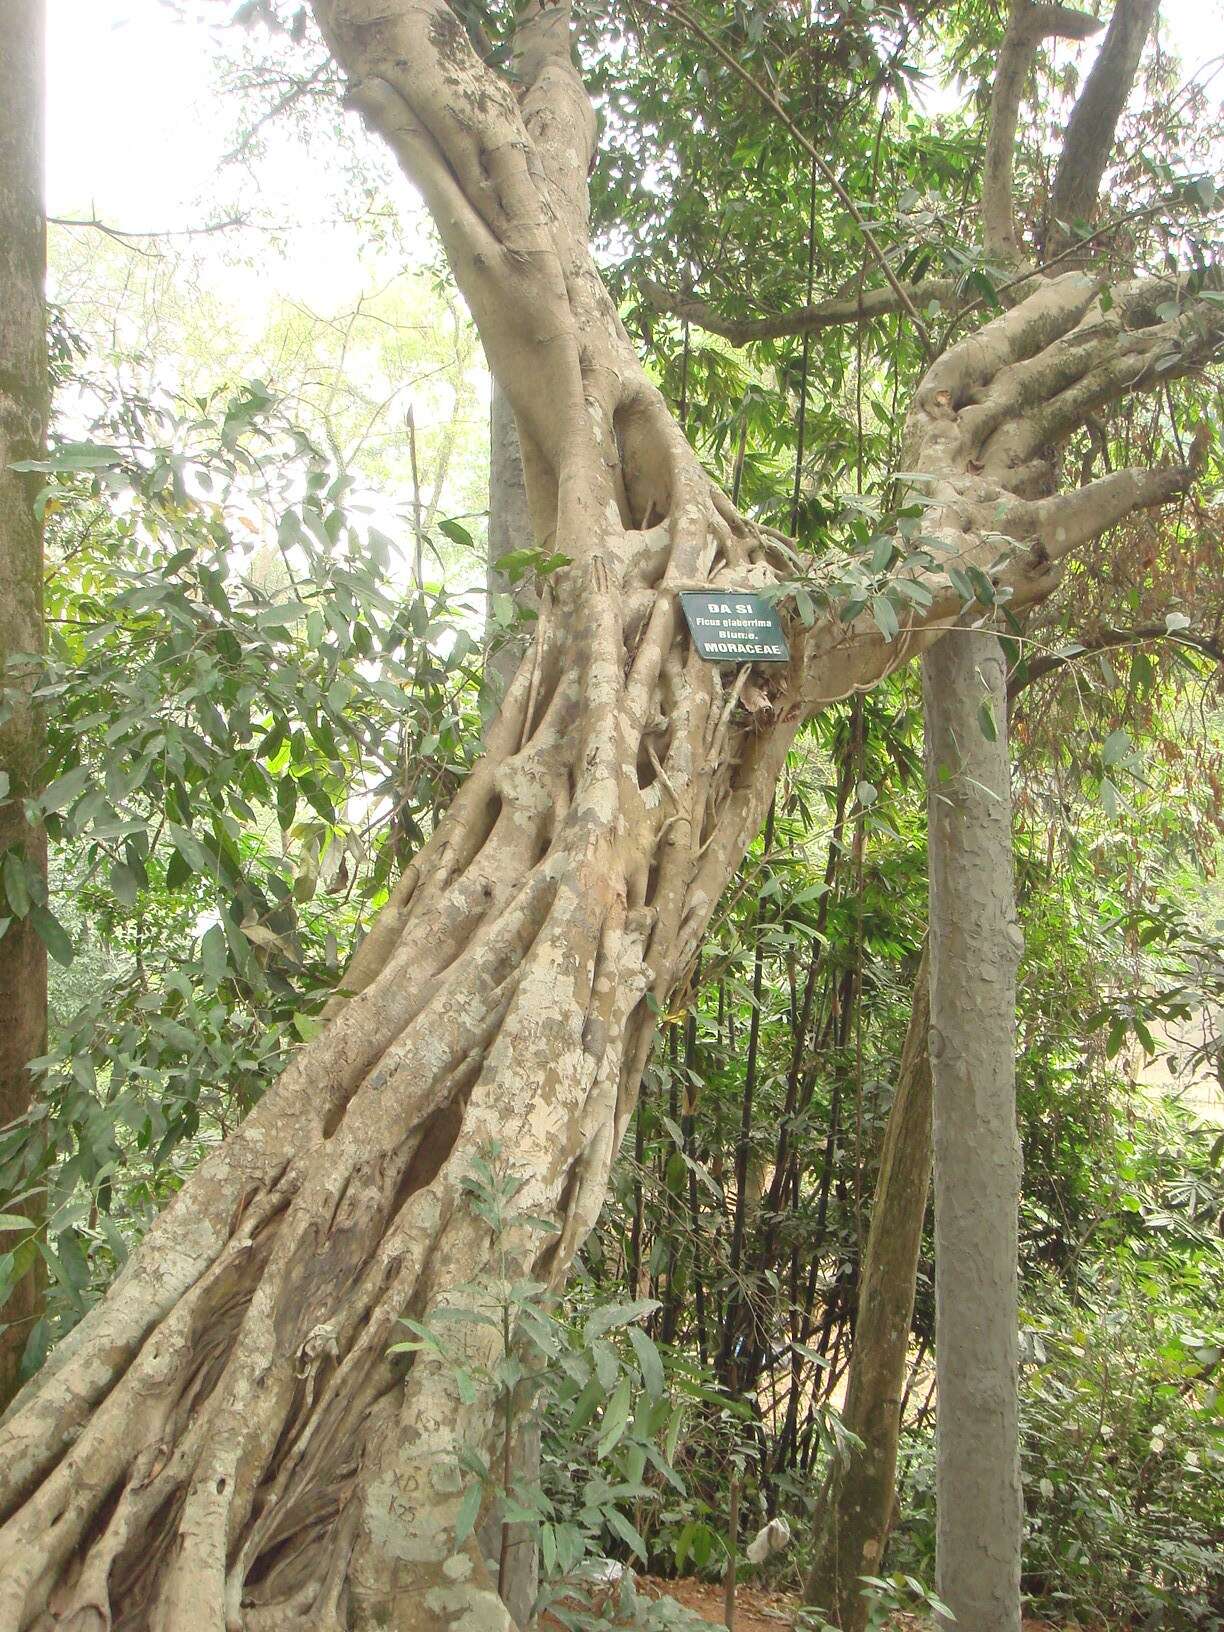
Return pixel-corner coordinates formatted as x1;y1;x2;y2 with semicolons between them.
679;590;790;665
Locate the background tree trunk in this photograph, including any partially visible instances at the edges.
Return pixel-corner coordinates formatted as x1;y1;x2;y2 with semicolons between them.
0;0;49;1413
803;942;931;1630
923;630;1023;1632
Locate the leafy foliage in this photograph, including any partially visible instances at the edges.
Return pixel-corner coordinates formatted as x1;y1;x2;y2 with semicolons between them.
0;354;490;1371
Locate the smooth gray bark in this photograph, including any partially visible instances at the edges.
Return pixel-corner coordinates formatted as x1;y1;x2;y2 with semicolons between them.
1048;0;1160;257
923;629;1023;1632
476;1411;540;1630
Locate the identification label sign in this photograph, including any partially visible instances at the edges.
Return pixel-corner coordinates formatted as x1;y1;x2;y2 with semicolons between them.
679;590;790;665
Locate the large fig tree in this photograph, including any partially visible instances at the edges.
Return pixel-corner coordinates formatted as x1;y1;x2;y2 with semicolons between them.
0;2;1218;1628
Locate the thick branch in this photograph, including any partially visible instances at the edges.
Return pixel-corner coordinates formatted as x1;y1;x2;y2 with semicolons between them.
1049;0;1160;258
984;1;1101;262
640;275;961;344
792;274;1212;711
312;0;594;495
944;273;1224;466
1008;465;1192;563
1012;622;1224;694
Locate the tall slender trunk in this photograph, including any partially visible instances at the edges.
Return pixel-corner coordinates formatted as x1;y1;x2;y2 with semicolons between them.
0;0;49;1413
924;630;1023;1632
804;942;931;1629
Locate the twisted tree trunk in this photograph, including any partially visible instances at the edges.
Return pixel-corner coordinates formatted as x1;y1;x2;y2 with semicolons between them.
0;0;49;1413
0;5;1214;1628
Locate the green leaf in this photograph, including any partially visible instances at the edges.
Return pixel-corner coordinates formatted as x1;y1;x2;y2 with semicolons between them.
584;1298;661;1341
12;441;123;472
255;604;301;629
277;776;298;830
201;924;228;983
18;1316;50;1382
165;847;194;890
40;765;91;815
438;517;476;550
569;1374;605;1433
628;1325;665;1399
453;1480;483;1547
592;1337;620;1391
29;904;74;967
109;861;140;909
604;1506;647;1562
871;594;899;643
596;1374;632;1458
977;698;998;742
966;564;996;606
2;852;31;919
947;566;974;602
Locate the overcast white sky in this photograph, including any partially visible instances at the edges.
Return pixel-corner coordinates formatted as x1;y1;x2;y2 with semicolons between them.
43;0;1224;331
45;1;428;321
47;1;1222;209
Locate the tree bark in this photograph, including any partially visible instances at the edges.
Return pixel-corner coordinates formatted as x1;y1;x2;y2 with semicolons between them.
924;630;1023;1632
478;383;541;1629
803;943;931;1630
0;7;1211;1627
485;383;536;700
982;1;1102;263
1047;0;1160;259
0;0;49;1413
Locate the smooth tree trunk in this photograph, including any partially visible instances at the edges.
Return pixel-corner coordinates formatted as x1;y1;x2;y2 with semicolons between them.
804;944;932;1630
0;0;49;1412
0;4;1210;1627
923;630;1023;1632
